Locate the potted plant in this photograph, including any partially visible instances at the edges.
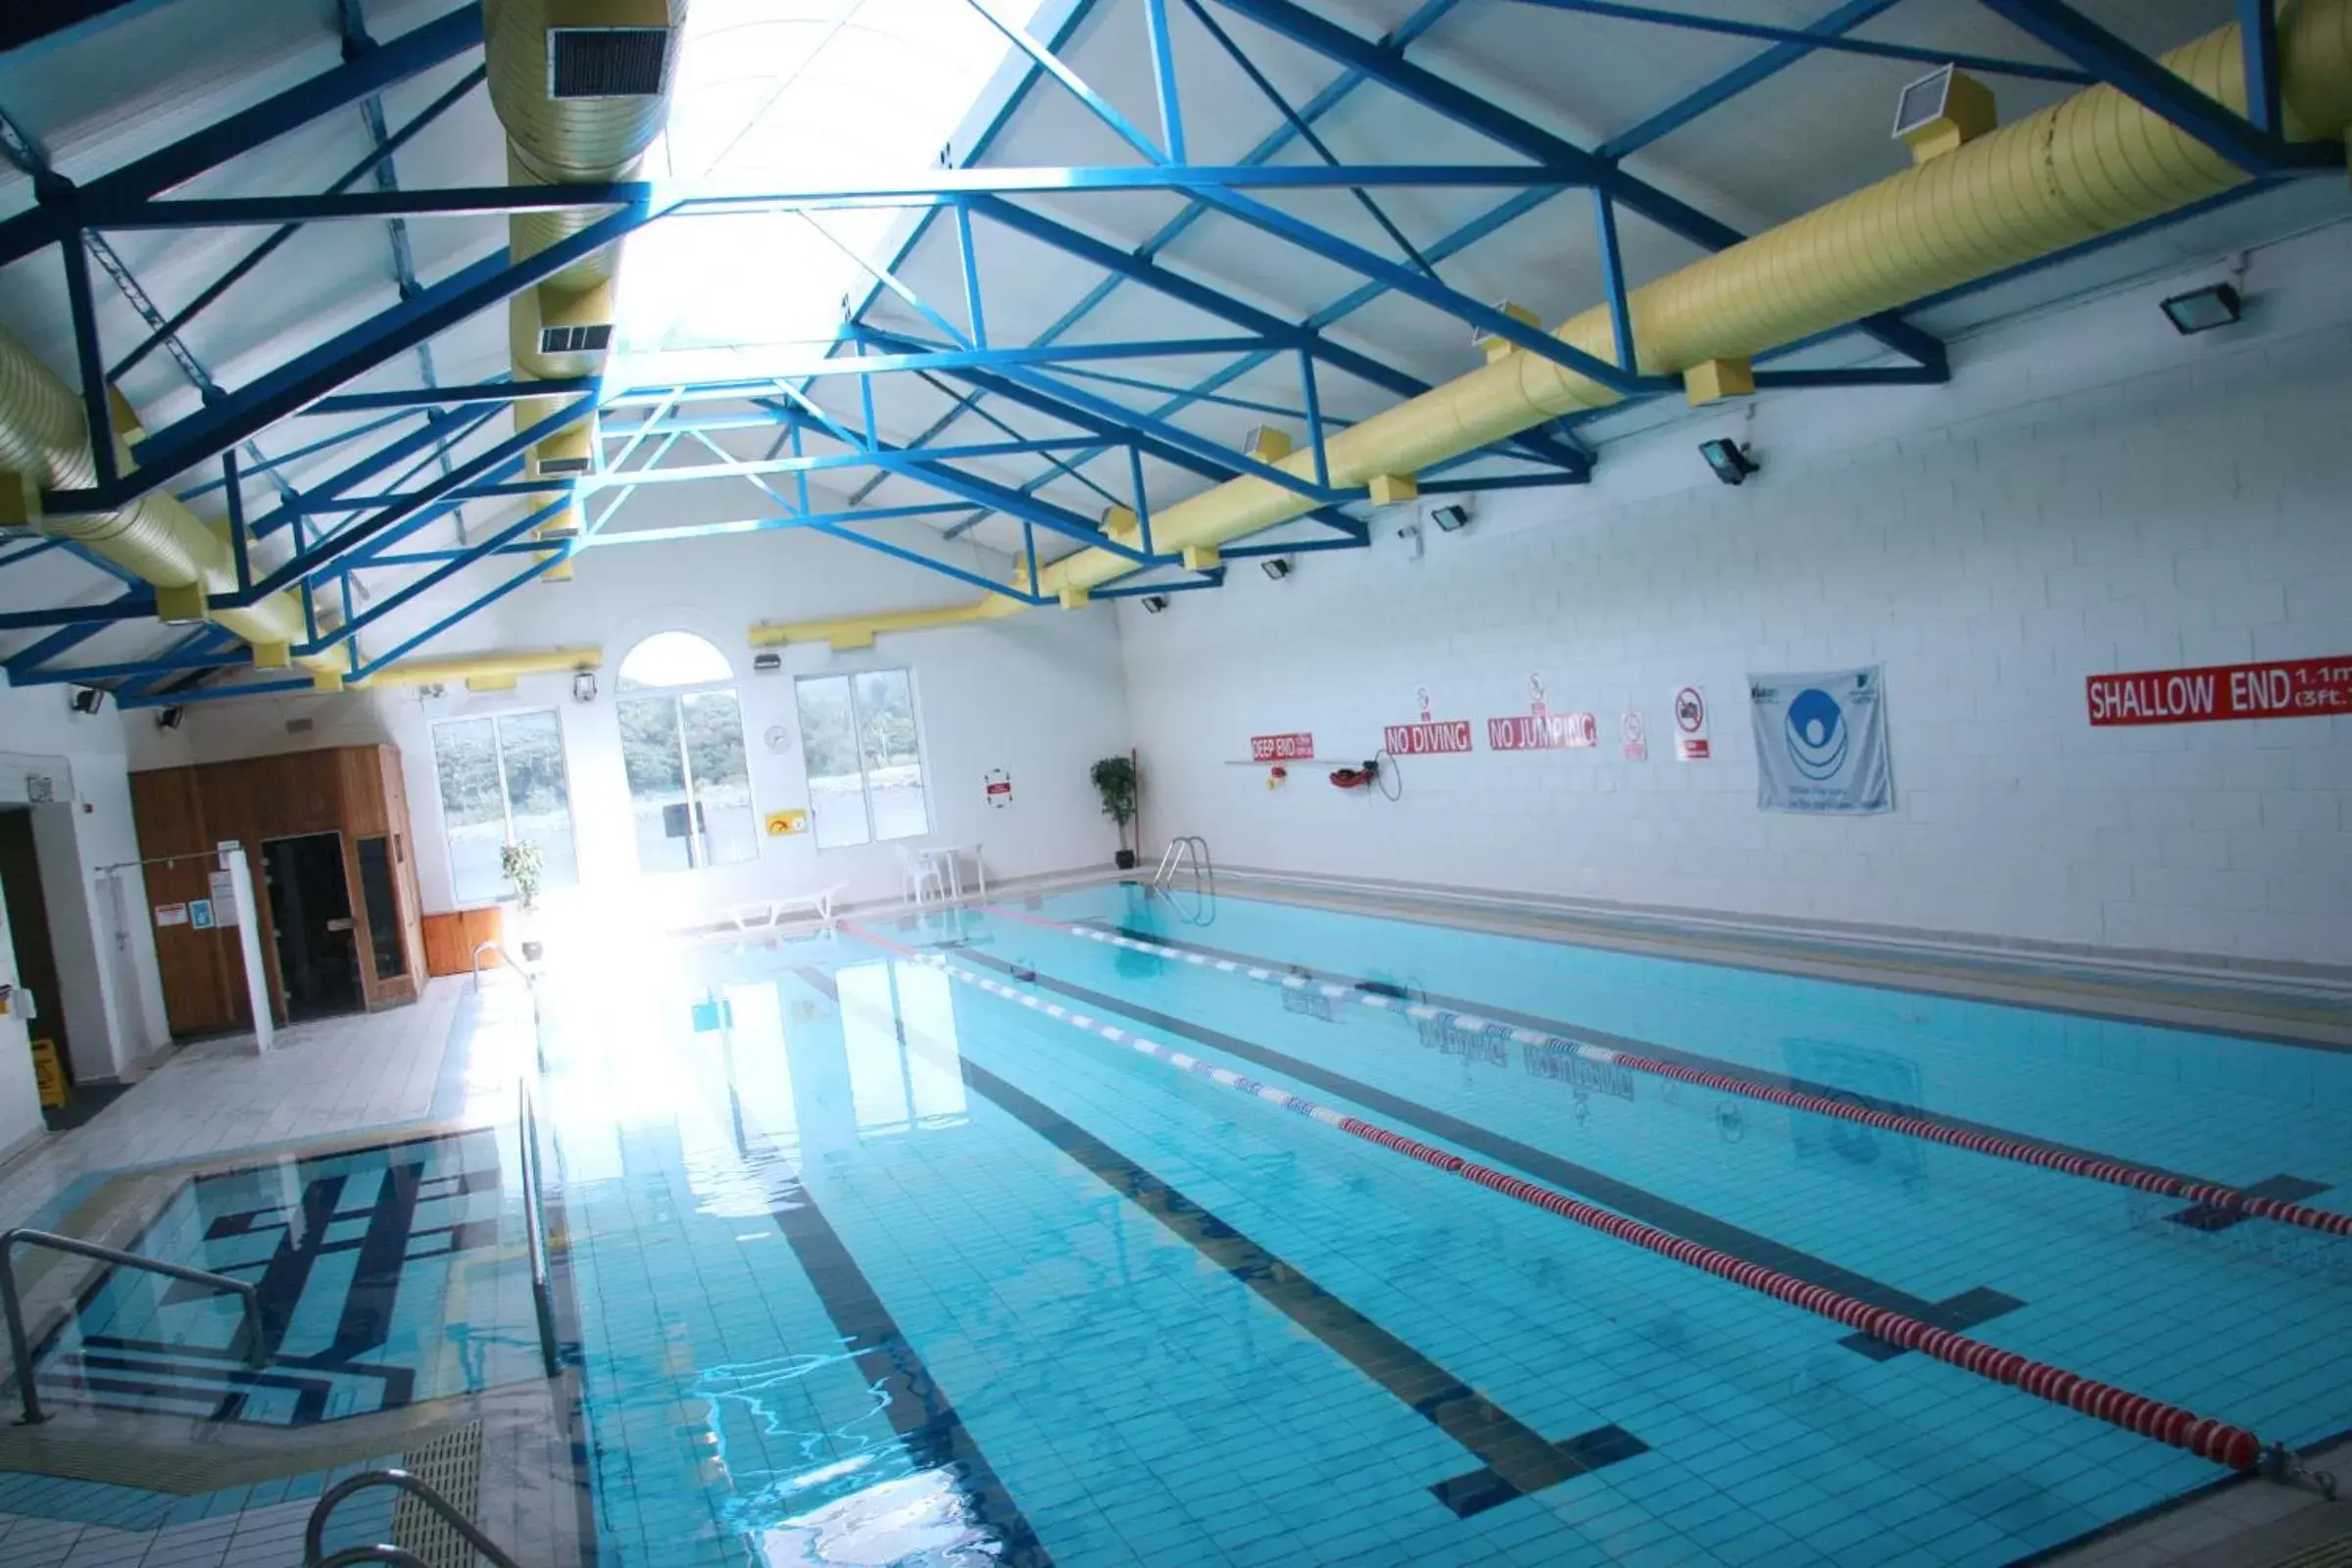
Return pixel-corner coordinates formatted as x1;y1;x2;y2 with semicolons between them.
501;840;546;961
1090;755;1139;870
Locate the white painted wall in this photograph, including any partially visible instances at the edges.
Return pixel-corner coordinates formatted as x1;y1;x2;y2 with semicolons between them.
0;685;172;1091
139;522;1133;933
1117;220;2352;970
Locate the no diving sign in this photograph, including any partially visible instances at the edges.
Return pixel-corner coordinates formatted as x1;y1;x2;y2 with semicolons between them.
1673;686;1711;761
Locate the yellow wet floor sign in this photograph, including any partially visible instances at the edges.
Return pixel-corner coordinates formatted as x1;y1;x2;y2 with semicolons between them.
28;1038;66;1109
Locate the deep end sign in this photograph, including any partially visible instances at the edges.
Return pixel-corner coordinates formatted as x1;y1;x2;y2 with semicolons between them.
2086;657;2352;726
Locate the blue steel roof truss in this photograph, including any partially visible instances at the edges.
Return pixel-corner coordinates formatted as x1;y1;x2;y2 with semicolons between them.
1;0;2337;701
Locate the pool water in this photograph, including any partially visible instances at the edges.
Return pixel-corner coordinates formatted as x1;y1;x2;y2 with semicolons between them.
535;884;2352;1567
25;1128;542;1426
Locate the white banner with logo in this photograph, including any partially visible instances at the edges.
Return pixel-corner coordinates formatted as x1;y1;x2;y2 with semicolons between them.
1748;666;1892;814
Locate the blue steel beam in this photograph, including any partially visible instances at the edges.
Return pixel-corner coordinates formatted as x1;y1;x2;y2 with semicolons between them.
1511;0;2092;82
964;0;1168;166
307;377;593;416
1200;0;1945;368
53;204;647;513
807;521;1053;605
0;3;486;268
1600;0;1901;158
112;65;489;380
852;0;1467;509
1972;0;2339;172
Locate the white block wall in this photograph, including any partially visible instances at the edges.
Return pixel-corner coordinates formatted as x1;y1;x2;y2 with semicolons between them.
1118;220;2352;970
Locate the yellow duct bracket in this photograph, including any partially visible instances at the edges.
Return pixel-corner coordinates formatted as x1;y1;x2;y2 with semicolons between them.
1058;586;1092;610
106;386;146;444
1685;358;1755;406
831;629;876;651
1895;66;1996;165
1100;505;1139;546
466;673;520;692
1367;473;1419;506
1181;544;1221;570
155;582;209;626
1476;301;1544;364
311;668;347;694
364;645;603;690
0;470;39;528
252;642;292;670
1240;426;1292;465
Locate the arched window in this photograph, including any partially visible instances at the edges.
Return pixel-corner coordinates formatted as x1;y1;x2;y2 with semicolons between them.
614;632;757;873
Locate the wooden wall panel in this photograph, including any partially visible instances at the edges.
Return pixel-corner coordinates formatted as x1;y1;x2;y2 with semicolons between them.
130;744;425;1037
421;907;503;977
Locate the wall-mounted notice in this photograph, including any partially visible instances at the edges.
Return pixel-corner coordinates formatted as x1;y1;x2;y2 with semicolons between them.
1250;732;1315;761
1384;719;1475;756
1488;711;1596;751
207;869;240;926
1672;685;1711;760
1621;711;1647;761
1750;666;1892;815
153;903;189;928
189;900;216;931
2085;657;2352;726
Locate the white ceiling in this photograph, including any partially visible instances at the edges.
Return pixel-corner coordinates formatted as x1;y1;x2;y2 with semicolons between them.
0;0;2340;693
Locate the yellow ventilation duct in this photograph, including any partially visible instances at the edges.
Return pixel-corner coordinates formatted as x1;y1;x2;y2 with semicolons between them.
0;331;324;662
484;0;686;479
755;2;2352;646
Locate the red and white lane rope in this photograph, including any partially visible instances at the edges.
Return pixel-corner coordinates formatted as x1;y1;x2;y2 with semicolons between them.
1010;912;2352;1243
844;922;2292;1477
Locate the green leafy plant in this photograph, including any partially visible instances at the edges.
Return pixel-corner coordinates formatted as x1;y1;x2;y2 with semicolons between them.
1090;755;1139;858
500;839;546;912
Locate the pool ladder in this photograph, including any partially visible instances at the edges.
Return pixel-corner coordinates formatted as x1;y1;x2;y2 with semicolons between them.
305;1469;521;1567
1151;835;1212;892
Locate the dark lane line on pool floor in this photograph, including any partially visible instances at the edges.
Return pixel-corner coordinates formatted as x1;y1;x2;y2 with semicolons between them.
694;1000;1056;1567
1075;917;2333;1243
937;943;2022;1356
798;965;1646;1520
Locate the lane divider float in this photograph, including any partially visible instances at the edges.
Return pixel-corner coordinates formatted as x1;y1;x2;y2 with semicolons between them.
842;921;2317;1481
997;909;2352;1243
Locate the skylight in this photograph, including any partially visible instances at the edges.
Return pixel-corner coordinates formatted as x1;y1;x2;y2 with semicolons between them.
612;0;1049;387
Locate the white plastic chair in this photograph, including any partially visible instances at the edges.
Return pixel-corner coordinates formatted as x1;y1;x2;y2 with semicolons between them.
897;844;944;906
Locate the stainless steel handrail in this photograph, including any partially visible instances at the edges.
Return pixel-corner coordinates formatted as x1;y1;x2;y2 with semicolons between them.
305;1468;520;1568
517;1080;559;1379
1152;835;1211;891
1;1227;267;1424
471;940;533;995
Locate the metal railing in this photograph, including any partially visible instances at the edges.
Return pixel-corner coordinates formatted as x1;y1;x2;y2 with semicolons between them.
305;1468;521;1568
471;939;533;995
517;1080;559;1379
1;1227;268;1424
1151;835;1212;891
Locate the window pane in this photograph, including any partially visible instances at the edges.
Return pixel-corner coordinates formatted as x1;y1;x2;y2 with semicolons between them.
619;695;693;873
855;669;929;842
616;630;732;690
681;690;757;867
431;718;507;906
795;675;869;850
495;711;577;892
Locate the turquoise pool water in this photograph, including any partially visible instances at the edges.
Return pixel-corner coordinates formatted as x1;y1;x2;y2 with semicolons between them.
535;884;2352;1567
23;1128;541;1426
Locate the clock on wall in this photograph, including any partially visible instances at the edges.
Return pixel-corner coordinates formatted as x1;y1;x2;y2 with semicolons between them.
763;724;794;754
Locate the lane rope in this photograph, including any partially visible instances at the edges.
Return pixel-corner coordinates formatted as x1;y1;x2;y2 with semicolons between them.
842;921;2297;1477
995;907;2352;1243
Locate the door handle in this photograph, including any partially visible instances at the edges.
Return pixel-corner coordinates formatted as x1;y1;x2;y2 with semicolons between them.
324;917;355;932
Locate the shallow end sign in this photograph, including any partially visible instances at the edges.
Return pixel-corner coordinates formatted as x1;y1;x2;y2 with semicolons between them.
2086;657;2352;726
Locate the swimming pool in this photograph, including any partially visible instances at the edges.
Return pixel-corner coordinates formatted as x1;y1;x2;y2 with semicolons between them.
533;882;2352;1567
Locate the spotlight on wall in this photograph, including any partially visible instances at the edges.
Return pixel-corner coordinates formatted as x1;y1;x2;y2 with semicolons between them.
2160;281;2242;335
418;682;446;701
1261;557;1293;581
1699;438;1759;486
572;670;598;704
68;687;104;716
1429;503;1471;533
156;706;184;731
1141;594;1170;614
752;652;783;675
